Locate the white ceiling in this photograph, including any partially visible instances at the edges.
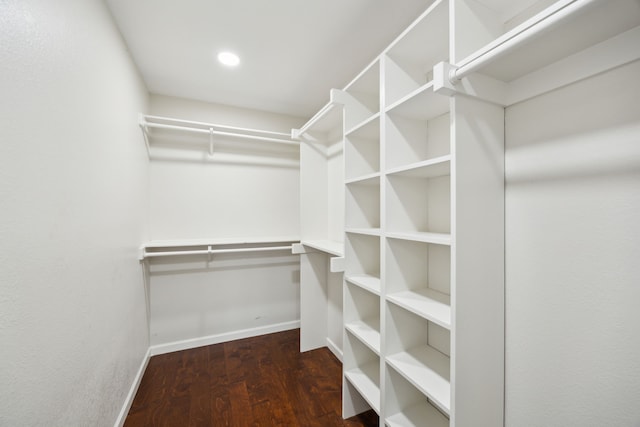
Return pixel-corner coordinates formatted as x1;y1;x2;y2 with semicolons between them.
105;0;435;119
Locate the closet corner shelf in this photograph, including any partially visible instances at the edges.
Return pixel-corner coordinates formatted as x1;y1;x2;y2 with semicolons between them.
386;346;451;416
300;239;344;257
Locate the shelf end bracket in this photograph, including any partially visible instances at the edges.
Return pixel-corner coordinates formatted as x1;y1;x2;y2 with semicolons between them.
434;62;458;97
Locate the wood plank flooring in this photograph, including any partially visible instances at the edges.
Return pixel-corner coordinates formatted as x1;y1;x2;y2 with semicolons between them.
124;329;378;426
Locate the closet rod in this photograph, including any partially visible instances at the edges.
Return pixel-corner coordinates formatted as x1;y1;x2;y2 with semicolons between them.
450;0;599;82
144;122;299;146
143;245;295;259
143;114;291;138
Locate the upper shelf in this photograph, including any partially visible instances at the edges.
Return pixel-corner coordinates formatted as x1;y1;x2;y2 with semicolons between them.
453;0;640;83
139;236;301;261
139;114;299;162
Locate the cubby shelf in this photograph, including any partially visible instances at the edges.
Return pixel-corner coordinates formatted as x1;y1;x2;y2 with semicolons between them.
386;231;451;246
385;95;450;170
345;112;381;137
346;320;381;355
386;346;451;416
387;290;451;330
386;156;450;179
385;82;449;120
345;274;381;296
346;228;382;237
345;361;381;414
345;172;381;186
386;401;448;427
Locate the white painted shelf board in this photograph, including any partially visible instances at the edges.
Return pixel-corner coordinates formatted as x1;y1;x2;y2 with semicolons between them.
143;236;300;249
346;228;382;237
387;346;451;415
457;0;640;82
386;156;451;179
346;320;381;355
346;274;381;296
345;112;381;137
301;240;344;257
345;174;380;187
385;401;448;427
385;82;449;121
344;361;381;414
345;172;381;186
386;231;451;246
387;289;451;330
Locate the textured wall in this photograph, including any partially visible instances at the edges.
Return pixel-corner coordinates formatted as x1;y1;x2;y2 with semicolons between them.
0;1;150;425
505;60;640;426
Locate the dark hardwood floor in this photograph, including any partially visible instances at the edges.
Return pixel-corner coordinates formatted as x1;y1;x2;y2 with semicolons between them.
124;329;378;426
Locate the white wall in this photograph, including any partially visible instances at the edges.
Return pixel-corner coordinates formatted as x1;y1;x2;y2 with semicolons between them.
0;1;149;426
505;60;640;426
146;95;303;347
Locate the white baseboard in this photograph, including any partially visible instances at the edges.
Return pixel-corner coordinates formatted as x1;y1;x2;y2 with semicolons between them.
114;347;151;427
326;337;343;363
149;320;301;356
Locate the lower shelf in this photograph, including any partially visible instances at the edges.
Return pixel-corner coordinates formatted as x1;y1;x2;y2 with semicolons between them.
344;361;381;414
386;401;449;427
386;346;450;415
386;289;451;329
345;320;381;354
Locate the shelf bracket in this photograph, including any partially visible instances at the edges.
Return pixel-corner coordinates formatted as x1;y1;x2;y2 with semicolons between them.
433;62;458;97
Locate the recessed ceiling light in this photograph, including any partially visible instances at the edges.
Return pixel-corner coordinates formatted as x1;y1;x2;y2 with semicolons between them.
217;51;240;67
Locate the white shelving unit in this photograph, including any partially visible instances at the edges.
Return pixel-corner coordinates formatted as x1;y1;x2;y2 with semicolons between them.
294;93;346;357
283;1;640;425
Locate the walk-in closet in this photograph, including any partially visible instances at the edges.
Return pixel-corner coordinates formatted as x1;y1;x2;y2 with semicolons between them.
2;0;639;426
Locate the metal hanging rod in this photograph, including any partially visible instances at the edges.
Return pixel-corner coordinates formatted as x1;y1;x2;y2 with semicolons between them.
449;0;600;83
142;244;296;259
139;114;299;146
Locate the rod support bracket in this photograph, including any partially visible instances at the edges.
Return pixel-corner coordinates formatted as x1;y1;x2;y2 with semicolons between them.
434;62;458;96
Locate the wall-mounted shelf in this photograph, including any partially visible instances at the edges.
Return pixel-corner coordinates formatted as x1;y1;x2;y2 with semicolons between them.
139;236;299;261
300;240;344;257
139;114;299;160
